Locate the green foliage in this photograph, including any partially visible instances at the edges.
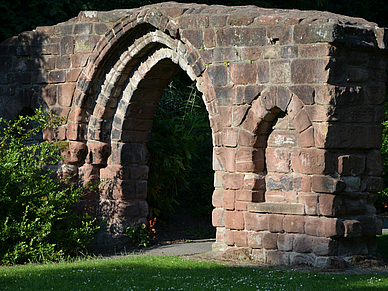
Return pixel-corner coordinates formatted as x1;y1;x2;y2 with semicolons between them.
0;109;99;265
146;73;213;219
377;106;388;212
126;218;156;248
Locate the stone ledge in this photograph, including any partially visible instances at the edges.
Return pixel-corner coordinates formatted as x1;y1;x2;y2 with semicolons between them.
248;202;305;215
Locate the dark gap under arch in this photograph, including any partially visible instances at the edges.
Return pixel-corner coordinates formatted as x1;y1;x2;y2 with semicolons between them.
146;70;215;244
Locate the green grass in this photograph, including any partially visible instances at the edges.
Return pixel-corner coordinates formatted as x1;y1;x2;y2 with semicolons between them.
1;255;388;291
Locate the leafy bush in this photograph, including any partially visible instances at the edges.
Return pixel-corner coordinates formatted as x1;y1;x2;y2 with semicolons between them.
126;218;156;248
146;73;213;219
377;117;388;212
0;109;99;265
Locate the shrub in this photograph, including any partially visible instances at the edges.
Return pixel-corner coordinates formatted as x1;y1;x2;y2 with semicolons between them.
126;218;156;248
377;117;388;212
0;109;99;265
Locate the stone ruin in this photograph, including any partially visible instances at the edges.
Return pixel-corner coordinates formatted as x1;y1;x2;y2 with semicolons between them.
0;2;387;268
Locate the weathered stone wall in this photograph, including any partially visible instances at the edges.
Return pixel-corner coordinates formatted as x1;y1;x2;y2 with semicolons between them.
1;2;387;267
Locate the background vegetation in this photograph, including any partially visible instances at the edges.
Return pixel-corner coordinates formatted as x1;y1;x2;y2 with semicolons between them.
147;72;213;221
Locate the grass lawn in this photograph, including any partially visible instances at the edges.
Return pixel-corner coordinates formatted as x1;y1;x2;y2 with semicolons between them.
1;255;388;291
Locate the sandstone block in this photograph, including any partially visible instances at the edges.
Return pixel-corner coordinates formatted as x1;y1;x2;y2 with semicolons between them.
222;247;252;261
235;201;248;211
251;249;266;263
48;70;66;83
242;110;261;133
312;175;346;194
216;27;266;47
293;109;312;133
267;250;290;265
248;202;305;215
99;179;146;200
41;84;57;106
337;154;365;175
284;215;305;233
181;29;204;49
85;141;110;165
365;150;383;176
234;231;248;247
291;149;334;175
305;217;343;237
293;24;340;44
257;61;270;83
268;214;284;233
78;164;99;184
236;148;265;172
222;127;239;147
230;62;257;85
292;175;312;192
212;208;225;227
225;211;244;230
268;130;298;148
58;83;76;106
343;220;363;238
361;177;384;193
248;232;263;248
270;60;291;83
318;194;342;217
100;165;130;180
236;190;264;202
293;235;313;253
266;173;292;191
243;175;266;190
289;252;316;266
225;229;235;246
223;190;235;210
291;59;329;84
338;238;368;256
298;193;318;215
207;64;228;86
266;148;290;173
213;147;235;172
212;189;224;208
312;237;338;256
222;173;244;190
343;199;367;215
67;122;87;141
262;232;278;249
61;141;86;164
244;212;268;231
232;105;249;126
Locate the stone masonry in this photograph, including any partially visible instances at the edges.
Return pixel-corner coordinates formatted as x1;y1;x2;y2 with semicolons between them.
0;2;387;267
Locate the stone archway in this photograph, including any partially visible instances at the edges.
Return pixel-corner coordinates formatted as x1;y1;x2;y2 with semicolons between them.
64;22;219;246
0;2;387;267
